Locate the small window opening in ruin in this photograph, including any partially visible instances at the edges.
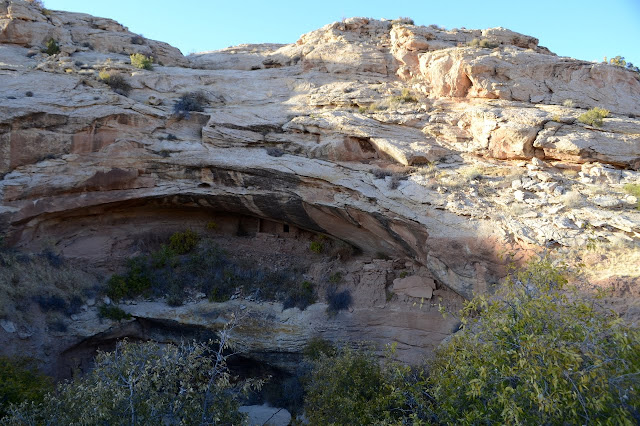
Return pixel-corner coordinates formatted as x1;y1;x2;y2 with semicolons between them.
283;224;290;233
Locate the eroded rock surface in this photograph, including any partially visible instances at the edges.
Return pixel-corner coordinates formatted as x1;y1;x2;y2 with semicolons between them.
1;0;639;373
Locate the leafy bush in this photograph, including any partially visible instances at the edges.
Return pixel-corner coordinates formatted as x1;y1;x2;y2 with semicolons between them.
2;337;259;425
562;99;576;107
105;257;151;301
303;337;337;360
425;258;640;424
0;357;52;418
98;71;131;96
44;38;59;55
304;347;406;424
301;259;640;424
25;91;33;98
309;240;323;254
468;38;499;49
98;304;132;321
150;243;179;268
173;91;207;119
608;55;640;72
578;107;610;127
326;287;352;317
168;229;200;255
130;53;153;70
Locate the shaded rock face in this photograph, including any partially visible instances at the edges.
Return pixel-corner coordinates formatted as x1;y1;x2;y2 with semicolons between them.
1;1;640;372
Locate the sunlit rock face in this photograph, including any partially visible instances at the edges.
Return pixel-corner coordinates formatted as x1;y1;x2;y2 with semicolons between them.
1;0;639;374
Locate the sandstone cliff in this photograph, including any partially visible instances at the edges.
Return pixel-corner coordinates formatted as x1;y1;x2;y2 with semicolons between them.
1;0;639;374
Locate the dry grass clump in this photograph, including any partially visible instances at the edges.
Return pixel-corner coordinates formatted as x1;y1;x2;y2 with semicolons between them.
389;88;418;103
414;162;439;179
560;190;584;208
358;88;419;114
623;183;640;209
98;71;131;96
468;38;498;49
391;17;414;26
173;91;208;119
0;249;98;323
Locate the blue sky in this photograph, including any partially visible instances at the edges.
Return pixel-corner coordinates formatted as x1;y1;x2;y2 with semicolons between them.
45;0;640;65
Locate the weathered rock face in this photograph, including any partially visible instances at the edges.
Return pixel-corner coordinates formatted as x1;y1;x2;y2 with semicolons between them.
1;0;639;371
0;0;185;65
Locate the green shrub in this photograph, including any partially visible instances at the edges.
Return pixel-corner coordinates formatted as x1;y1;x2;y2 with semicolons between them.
468;38;498;49
623;183;640;198
609;55;627;67
150;244;178;268
98;71;131;96
578;107;610;127
425;258;640;424
130;53;153;70
98;304;131;321
304;347;406;424
309;241;323;254
2;339;257;425
168;229;200;254
105;257;151;301
303;337;337;360
0;357;52;418
44;38;59;55
106;236;315;310
607;55;639;72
